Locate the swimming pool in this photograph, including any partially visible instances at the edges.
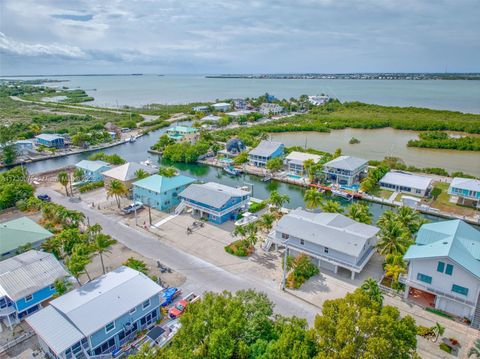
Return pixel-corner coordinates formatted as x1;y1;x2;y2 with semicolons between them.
219;158;234;164
340;184;360;191
287;174;303;180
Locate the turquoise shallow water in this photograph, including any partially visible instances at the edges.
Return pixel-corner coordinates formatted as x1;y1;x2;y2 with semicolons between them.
5;75;480;113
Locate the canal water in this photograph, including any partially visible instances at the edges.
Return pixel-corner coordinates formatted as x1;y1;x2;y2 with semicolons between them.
23;123;442;223
271;128;480;177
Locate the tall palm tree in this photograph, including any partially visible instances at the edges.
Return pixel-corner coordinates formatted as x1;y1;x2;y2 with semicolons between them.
468;339;480;358
258;212;275;233
268;190;290;210
303;159;315;182
57;171;70;196
158;166;177;177
53;277;72;297
376;210;397;229
376;220;411;256
433;322;445;342
65;252;91;285
134;168;150;179
320;200;344;214
303;188;323;210
384;263;406;283
73;168;84;182
361;278;383;305
396;206;426;235
106;179;129;208
124;257;148;275
346;202;373;224
93;234;116;274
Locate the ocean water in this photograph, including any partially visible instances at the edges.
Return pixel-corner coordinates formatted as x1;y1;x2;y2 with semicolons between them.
7;75;480;113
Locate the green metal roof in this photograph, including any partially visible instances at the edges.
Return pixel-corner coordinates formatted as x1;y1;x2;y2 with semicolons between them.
404;220;480;278
0;217;53;254
167;126;198;134
133;174;196;193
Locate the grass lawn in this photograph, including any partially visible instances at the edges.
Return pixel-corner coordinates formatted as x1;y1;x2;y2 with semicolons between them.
430;182;478;217
369;187;394;199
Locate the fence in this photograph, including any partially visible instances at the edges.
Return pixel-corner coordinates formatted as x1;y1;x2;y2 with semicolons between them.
0;330;35;354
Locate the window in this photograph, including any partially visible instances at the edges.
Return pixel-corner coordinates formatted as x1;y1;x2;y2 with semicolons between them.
143;299;151;309
300;239;304;245
25;294;33;302
105;321;115;333
281;233;289;239
437;261;445;273
130;307;137;315
445;264;453;275
416;273;432;284
324;247;329;254
452;284;469;296
50;284;55;291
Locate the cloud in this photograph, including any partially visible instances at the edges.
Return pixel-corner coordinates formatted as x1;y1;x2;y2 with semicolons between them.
0;32;86;58
51;14;94;22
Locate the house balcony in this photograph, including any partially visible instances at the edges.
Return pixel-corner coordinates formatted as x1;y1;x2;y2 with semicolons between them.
399;275;476;307
182;199;249;218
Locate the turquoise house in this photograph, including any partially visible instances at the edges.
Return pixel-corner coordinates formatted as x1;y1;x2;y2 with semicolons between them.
448;177;480;209
27;266;164;358
166;126;200;144
0;251;69;329
178;182;250;224
75;160;111;182
132;174;196;210
35;134;65;148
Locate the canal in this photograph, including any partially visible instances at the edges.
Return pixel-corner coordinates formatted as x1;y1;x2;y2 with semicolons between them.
23;123;442;223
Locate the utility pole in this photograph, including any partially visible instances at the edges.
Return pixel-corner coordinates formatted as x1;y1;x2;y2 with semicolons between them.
281;243;289;291
148;199;152;226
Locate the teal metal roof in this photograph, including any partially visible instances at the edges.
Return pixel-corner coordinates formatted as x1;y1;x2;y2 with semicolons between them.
0;217;53;254
404;220;480;278
133;174;196;193
75;160;110;172
167;126;198;134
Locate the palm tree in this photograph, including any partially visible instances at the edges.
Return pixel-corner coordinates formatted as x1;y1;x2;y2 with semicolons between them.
346;202;373;224
244;223;258;246
65;252;91;285
303;188;323;210
303;159;315;182
268;190;290;210
158;166;177;177
320;200;344;213
396;206;426;235
376;220;411;257
73;168;84;182
106;179;129;208
361;278;383;305
53;277;72;297
134;168;150;179
57;171;70;196
93;233;117;274
124;257;148;275
468;339;480;358
384;263;406;283
41;237;63;259
433;322;445;342
385;253;407;268
258;213;275;233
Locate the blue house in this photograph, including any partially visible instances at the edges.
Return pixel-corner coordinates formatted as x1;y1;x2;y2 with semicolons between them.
178;182;250;224
0;250;69;329
448;177;480;209
248;140;284;168
35;134;65;149
75;160;111;182
132;174;196;210
27;266;164;358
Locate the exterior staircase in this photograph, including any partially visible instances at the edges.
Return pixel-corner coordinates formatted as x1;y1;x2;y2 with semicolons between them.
471;292;480;329
175;200;187;215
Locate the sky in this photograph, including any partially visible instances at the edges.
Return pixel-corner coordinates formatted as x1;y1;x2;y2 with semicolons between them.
0;0;479;75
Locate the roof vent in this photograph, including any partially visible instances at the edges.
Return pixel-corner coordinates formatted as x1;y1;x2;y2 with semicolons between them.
443;241;448;245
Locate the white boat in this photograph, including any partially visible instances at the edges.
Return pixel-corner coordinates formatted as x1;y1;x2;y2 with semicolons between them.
141;159;158;169
331;189;353;200
234;212;259;226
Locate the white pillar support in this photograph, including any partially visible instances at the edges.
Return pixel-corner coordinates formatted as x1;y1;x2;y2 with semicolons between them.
403;285;410;299
333;265;338;274
350;271;355;280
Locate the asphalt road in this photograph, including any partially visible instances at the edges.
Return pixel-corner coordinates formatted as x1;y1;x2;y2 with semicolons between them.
39;188;320;323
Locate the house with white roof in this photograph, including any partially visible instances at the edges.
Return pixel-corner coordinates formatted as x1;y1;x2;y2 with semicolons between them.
259;103;283;116
268;208;379;279
212;102;231;112
379;171;433;197
284;151;322;176
308;95;329;106
322;155;368;187
448;177;480;209
402;220;480;328
27;266;164;358
35;134;65;149
101;162;157;189
166;126;200;144
0;251;68;329
75;160;111;183
201;114;222;122
192;105;209;112
178;182;250;224
248;140;284;168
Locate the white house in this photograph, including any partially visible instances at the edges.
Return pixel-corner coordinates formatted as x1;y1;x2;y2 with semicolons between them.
379;171;433;197
259;103;283;116
267;209;379;279
402;220;480;328
284;151;322;176
308;95;329;106
448;177;480;209
322;155;368;187
212;102;231;112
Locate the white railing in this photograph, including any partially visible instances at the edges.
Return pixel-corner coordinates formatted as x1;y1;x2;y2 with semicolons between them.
0;331;35;354
183;199;248;218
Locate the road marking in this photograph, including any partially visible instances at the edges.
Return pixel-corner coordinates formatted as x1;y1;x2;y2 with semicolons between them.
152;214;178;228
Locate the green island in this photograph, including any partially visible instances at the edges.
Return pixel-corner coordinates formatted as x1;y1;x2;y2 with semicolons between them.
407;131;480;151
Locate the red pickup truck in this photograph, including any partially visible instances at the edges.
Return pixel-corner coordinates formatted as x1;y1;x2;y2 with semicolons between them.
168;292;200;319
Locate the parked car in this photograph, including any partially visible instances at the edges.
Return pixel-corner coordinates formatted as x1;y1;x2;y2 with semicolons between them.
122;202;143;215
168;292;200;319
37;194;51;202
160;287;182;307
